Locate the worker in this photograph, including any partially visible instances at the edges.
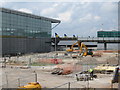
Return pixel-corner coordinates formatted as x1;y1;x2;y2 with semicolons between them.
76;74;79;81
88;68;94;80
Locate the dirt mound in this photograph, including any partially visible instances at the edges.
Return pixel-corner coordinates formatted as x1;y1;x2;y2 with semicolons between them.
105;57;118;65
79;57;100;64
53;63;83;74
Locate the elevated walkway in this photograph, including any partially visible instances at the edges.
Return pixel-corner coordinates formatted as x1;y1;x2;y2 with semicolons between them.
51;37;120;50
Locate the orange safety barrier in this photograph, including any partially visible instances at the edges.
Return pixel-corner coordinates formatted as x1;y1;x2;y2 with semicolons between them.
37;58;62;64
50;59;62;64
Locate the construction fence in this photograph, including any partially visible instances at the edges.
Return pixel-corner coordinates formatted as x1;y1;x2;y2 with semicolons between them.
2;69;37;88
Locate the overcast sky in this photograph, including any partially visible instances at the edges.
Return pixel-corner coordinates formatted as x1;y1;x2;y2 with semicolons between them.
1;2;118;37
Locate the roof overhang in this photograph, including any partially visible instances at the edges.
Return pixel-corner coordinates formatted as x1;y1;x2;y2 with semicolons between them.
0;8;61;23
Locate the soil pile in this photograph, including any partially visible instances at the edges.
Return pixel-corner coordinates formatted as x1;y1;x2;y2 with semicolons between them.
105;57;118;65
79;57;100;64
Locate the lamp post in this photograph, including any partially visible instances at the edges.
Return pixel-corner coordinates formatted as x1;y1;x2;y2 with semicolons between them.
103;35;104;41
55;36;56;53
54;36;58;58
114;32;115;41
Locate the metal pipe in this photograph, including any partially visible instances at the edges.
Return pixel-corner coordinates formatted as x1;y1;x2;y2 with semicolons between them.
68;82;70;90
51;23;60;30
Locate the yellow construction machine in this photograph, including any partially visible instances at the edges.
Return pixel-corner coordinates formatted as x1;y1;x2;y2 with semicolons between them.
66;41;93;57
18;82;42;90
94;64;117;73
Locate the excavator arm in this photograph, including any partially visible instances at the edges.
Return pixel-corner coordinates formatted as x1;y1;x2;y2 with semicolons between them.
67;41;81;52
80;43;88;56
66;41;88;56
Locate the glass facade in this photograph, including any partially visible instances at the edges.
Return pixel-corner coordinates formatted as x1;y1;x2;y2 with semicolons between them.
97;31;120;37
0;8;60;55
1;9;52;38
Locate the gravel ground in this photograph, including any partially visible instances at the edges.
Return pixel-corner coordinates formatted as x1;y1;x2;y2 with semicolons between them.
0;52;119;89
0;67;118;88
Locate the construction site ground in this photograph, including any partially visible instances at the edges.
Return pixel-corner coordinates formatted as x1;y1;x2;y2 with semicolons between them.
0;51;119;89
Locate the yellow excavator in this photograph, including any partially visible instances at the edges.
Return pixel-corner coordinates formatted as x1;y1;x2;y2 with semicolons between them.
66;41;93;57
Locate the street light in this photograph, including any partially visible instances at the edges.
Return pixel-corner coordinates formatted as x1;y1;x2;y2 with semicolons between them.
114;32;115;41
103;35;104;41
55;36;56;52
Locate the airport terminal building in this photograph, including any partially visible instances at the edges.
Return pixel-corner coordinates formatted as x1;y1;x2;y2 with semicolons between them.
97;30;119;50
97;30;120;37
0;8;60;55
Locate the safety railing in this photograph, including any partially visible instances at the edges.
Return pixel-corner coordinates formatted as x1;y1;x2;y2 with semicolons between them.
1;70;37;88
78;37;119;41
